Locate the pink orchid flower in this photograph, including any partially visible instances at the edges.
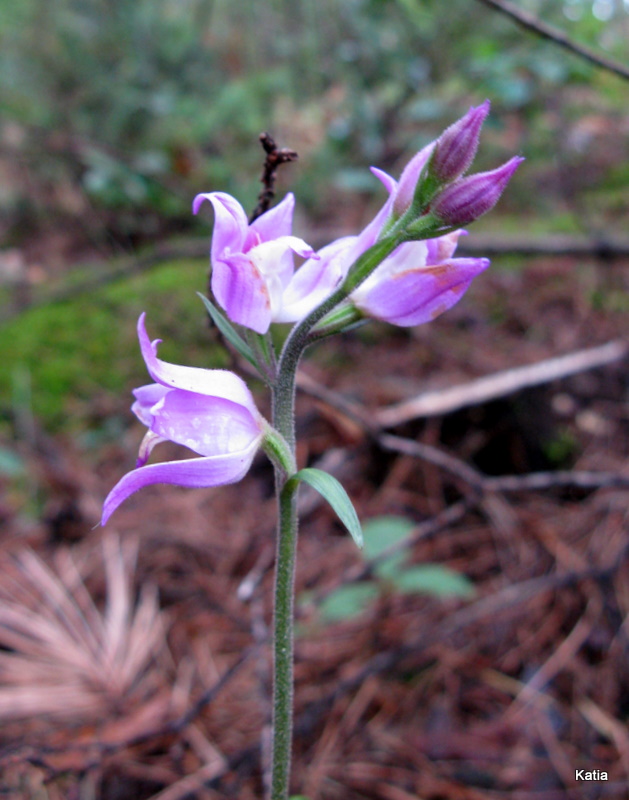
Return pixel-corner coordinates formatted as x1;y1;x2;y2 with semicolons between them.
280;158;489;328
279;102;521;328
102;314;265;524
193;191;316;334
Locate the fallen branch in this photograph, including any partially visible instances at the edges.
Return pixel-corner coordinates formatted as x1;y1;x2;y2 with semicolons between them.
379;434;629;493
375;340;628;427
457;234;629;259
296;342;629;507
298;556;629;743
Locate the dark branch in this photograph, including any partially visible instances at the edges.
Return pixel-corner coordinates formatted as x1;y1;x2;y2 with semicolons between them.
249;132;299;223
476;0;629;82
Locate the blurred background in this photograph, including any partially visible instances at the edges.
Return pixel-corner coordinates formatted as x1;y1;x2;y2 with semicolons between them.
0;1;628;798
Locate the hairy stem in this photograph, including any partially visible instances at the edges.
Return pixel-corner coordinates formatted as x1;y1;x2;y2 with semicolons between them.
274;235;401;449
269;231;404;798
270;475;299;800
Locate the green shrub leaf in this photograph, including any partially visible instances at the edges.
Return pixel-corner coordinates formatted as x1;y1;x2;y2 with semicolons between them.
393;564;475;598
362;515;415;560
319;584;379;622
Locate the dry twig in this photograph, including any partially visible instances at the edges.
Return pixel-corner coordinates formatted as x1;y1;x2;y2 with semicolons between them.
475;0;629;82
249;133;299;223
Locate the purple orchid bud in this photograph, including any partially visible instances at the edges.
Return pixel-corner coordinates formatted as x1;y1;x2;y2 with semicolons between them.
101;314;265;524
429;100;491;184
432;156;524;228
350;232;489;327
193;192;316;334
237;119;520;329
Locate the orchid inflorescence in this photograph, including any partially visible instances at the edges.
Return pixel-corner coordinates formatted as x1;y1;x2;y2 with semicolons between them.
101;101;522;800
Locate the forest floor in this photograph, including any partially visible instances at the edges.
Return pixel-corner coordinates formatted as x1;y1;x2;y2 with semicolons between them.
0;233;628;800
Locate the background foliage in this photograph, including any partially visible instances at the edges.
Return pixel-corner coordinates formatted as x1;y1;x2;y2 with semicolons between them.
1;0;628;251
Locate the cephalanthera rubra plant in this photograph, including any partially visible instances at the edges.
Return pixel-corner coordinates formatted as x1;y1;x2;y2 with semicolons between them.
102;102;522;799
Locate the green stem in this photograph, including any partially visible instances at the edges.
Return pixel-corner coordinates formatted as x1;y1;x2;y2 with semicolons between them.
268;229;407;798
270;475;299;800
273;235;402;449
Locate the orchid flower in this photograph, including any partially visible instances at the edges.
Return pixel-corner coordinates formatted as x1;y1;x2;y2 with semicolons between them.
193;191;316;334
279;162;489;329
350;232;489;327
101;314;265;525
280;101;521;329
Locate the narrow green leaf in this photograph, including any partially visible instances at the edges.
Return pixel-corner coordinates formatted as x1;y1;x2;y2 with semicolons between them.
196;292;258;369
293;468;362;548
319;583;379;623
393;564;475;598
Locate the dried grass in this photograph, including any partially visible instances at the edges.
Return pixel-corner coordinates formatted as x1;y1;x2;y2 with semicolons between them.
0;536;167;722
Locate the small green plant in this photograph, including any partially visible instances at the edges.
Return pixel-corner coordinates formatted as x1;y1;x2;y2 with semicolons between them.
318;515;475;624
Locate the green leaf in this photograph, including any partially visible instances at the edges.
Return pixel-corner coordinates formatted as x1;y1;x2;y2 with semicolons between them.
292;468;362;548
373;552;406;581
0;447;26;478
393;564;475;599
362;515;415;560
196;292;258;370
319;583;379;623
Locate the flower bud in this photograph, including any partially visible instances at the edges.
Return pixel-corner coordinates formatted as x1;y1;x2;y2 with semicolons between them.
432;156;524;227
428;100;490;184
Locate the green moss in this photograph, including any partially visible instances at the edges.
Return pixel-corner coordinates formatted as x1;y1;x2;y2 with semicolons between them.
0;259;228;433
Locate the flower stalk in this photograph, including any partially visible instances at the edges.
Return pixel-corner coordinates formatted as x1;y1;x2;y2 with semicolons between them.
270;473;299;800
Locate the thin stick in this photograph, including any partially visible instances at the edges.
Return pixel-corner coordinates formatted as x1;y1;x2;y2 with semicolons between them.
249;133;299;224
475;0;629;83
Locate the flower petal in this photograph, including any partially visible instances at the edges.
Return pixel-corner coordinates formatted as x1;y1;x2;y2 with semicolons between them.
249;192;295;241
193;192;249;264
425;230;465;264
211;252;273;334
276;236;356;322
150;390;261;457
370;167;397;196
354;257;490;327
393;142;435;216
137;314;260;411
132;383;170;426
353;241;429;299
101;440;261;525
136;430;166;467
